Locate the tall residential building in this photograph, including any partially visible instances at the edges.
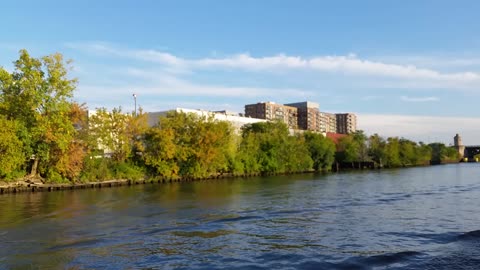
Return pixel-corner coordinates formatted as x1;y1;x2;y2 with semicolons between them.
319;112;337;133
284;101;321;132
336;113;357;134
244;102;298;129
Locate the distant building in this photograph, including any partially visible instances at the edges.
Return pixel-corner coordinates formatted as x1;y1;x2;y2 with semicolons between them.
147;108;267;133
284;101;321;132
454;133;465;157
244;100;358;135
319;112;337;133
336;113;357;134
244;102;298;129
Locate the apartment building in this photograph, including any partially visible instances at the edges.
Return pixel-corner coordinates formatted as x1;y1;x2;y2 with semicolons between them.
244;102;298;129
284;101;321;132
319;112;337;133
336;113;357;134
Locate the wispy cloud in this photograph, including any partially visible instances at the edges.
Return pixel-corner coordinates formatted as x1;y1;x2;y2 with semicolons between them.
66;42;480;88
371;54;480;70
78;81;310;99
75;71;314;111
400;96;439;102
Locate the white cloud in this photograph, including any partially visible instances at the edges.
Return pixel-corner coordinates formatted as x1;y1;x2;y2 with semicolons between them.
65;42;184;65
400;96;439;102
370;54;480;70
75;74;313;107
359;113;480;145
66;42;480;88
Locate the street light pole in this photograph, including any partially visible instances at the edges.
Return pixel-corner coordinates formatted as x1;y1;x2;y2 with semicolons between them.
133;93;137;116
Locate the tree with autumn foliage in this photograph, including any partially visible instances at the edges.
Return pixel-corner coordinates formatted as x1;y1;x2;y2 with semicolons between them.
0;50;79;182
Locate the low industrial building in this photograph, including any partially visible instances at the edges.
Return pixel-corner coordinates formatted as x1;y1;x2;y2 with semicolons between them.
147;108;267;133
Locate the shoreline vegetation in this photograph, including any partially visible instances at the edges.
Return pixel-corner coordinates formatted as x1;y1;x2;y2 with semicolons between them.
0;50;462;194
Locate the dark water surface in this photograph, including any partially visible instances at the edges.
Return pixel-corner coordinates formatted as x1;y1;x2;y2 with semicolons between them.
2;164;480;269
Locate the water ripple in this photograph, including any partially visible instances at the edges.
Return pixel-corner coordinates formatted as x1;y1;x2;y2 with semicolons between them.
2;164;480;269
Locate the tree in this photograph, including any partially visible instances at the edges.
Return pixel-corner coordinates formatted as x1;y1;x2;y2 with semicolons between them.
337;135;359;162
399;138;417;166
238;121;313;174
368;133;386;166
144;119;179;178
352;130;369;161
240;121;288;173
52;102;89;181
415;142;432;165
0;117;25;179
429;143;460;163
280;134;313;173
182;116;235;178
88;107;130;162
236;131;261;174
384;137;401;167
304;131;336;171
0;50;78;179
144;112;235;179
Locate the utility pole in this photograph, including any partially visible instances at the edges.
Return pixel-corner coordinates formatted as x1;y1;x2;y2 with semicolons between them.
133;93;137;116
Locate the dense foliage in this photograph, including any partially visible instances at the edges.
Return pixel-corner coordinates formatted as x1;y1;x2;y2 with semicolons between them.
237;121;314;174
336;131;460;168
144;112;237;179
0;50;463;183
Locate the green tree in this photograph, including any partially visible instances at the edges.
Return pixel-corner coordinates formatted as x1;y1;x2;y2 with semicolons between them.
352;130;369;161
429;143;460;163
144;112;235;179
384;137;401;167
240;121;288;173
399;138;417;166
415;142;432;165
281;134;313;173
88;107;132;162
336;135;359;162
304;131;336;171
236;131;261;174
238;121;313;174
183;117;235;178
368;133;386;166
0;117;25;179
144;120;179;178
0;50;77;180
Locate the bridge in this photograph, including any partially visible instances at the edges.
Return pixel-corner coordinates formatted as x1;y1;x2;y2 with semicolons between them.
464;146;480;160
454;134;480;161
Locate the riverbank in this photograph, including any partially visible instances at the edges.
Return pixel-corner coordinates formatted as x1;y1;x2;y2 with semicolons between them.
0;171;296;194
0;160;464;195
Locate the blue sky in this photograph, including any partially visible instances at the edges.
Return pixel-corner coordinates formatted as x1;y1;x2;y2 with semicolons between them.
2;0;480;144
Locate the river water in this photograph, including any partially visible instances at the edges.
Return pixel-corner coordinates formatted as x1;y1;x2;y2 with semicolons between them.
1;164;480;269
